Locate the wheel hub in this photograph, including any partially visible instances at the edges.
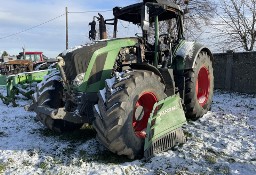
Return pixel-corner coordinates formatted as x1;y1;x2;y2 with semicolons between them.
133;92;158;139
196;66;210;107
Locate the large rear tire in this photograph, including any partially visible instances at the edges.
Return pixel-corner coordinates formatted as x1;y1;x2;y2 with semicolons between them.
35;71;83;133
184;51;214;120
93;70;166;159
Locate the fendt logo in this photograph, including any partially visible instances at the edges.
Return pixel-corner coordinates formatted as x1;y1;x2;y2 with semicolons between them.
158;105;179;117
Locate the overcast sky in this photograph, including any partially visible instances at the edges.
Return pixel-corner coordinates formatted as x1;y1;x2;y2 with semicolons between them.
0;0;139;58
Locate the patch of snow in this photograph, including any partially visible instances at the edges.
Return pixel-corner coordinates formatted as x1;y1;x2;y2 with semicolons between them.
32;87;39;102
16;86;35;96
99;88;106;103
48;62;57;69
44;75;61;85
105;77;116;94
61;42;96;56
42;69;59;81
94;104;101;118
41;98;51;105
115;71;128;82
39;86;55;96
104;71;131;96
37;73;60;90
105;77;116;89
0;87;255;174
62;46;83;56
34;62;47;71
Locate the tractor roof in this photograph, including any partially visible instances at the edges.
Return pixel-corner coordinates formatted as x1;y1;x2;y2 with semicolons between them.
113;1;182;25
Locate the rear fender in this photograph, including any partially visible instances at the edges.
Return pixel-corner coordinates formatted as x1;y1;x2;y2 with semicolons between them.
173;41;213;70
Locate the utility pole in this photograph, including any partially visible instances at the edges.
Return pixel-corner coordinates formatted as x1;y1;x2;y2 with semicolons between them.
22;47;25;59
65;7;68;50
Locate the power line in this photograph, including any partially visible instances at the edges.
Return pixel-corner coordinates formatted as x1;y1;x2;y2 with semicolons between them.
69;10;112;14
0;13;65;40
0;9;112;40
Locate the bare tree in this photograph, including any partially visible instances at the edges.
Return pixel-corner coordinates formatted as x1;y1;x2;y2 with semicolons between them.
139;0;216;40
175;0;215;24
173;0;216;39
213;0;256;51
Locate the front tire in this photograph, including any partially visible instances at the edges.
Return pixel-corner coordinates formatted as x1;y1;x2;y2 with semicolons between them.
184;51;214;120
35;71;83;132
93;70;166;159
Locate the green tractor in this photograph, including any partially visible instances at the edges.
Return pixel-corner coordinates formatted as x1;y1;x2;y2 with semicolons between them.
30;0;214;159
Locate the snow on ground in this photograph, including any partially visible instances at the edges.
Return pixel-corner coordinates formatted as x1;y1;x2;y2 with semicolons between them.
0;87;255;175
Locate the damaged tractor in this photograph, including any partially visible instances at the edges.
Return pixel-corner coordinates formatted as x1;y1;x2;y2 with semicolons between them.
29;0;214;159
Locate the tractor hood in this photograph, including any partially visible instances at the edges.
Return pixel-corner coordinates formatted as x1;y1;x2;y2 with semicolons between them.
61;38;138;92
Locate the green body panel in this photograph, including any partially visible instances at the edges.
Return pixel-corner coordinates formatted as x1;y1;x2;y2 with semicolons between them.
76;38;138;92
0;69;52;106
144;94;187;151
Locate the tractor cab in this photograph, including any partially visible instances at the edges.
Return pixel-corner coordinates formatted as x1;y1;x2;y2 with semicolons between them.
89;0;186;68
113;0;184;39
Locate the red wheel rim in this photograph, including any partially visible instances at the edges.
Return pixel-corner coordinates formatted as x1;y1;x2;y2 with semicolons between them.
133;92;158;139
196;66;210;107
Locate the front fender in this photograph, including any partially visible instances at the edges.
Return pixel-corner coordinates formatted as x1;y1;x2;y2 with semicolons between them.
173;41;213;70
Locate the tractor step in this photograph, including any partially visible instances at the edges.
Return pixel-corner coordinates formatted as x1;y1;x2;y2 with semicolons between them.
144;94;187;160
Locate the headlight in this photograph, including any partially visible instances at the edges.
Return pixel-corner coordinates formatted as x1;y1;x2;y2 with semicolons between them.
73;73;85;86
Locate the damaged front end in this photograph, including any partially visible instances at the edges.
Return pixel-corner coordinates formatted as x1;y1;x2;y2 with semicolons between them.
29;55;98;125
29;38;138;126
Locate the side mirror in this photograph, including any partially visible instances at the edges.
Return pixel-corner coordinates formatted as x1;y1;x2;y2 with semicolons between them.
141;5;150;31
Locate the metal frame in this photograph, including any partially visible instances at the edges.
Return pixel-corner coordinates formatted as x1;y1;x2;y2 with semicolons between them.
0;69;52;106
